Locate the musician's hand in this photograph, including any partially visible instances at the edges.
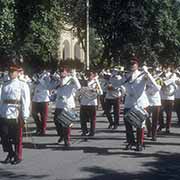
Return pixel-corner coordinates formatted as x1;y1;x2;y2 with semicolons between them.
142;65;148;74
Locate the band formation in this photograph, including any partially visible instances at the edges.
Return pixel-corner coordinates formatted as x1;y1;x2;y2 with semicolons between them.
0;56;180;165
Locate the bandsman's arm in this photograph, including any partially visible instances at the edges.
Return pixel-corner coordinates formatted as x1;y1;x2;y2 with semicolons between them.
20;82;31;122
142;66;161;92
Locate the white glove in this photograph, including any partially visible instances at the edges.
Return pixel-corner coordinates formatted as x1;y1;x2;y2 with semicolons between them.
142;65;149;74
71;69;77;77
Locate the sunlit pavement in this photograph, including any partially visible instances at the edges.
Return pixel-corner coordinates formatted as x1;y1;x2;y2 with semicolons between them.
0;104;180;180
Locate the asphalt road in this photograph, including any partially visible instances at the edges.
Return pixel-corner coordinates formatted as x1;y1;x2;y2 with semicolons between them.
0;104;180;180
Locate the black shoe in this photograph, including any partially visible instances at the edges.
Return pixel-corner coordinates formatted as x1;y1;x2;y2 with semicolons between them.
64;142;70;147
136;144;143;151
113;125;118;129
11;158;22;165
125;142;135;150
151;137;157;141
108;124;113;129
35;130;42;136
166;129;170;134
88;132;94;137
1;154;12;164
157;125;165;132
81;133;86;136
57;137;63;144
81;130;88;136
157;127;162;133
147;132;152;137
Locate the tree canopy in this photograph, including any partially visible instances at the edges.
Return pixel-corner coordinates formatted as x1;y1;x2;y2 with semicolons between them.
91;0;180;66
0;0;63;69
0;0;180;69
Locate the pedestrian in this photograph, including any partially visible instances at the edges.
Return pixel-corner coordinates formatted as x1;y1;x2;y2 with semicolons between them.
120;56;159;151
105;68;122;129
158;64;176;134
79;70;103;136
0;63;30;164
31;70;51;135
145;68;161;141
53;64;81;147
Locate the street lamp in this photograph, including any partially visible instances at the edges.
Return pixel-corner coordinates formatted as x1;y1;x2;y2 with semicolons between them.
86;0;90;70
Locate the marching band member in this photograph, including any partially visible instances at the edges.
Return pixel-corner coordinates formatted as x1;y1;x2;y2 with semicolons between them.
158;65;176;133
174;69;180;125
99;70;111;116
120;56;159;151
145;69;161;141
53;64;81;147
79;70;103;136
32;70;51;136
0;64;30;164
18;68;32;89
104;68;122;129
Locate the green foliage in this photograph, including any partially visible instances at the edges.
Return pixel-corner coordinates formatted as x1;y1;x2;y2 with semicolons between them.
89;28;104;68
21;1;62;62
1;0;179;68
15;0;63;63
144;0;180;64
0;0;16;54
61;0;86;50
91;0;180;66
0;0;63;66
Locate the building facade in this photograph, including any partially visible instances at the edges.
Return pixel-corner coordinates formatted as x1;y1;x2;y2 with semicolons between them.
58;25;85;63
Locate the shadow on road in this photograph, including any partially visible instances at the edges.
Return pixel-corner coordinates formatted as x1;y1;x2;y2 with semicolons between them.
0;168;49;180
72;152;180;180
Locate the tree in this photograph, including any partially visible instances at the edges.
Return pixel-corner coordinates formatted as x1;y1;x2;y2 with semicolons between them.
61;0;86;51
0;0;63;69
14;0;63;65
89;28;104;68
90;0;180;66
143;0;180;64
0;0;16;55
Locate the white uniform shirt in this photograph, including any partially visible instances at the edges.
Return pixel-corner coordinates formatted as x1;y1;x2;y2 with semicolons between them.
146;82;161;106
174;76;180;99
121;70;149;109
55;75;81;109
0;78;31;120
105;75;122;99
160;72;176;100
32;72;51;102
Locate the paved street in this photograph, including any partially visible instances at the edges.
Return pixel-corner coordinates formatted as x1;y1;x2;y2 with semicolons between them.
0;104;180;180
